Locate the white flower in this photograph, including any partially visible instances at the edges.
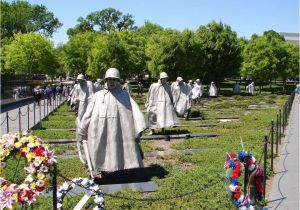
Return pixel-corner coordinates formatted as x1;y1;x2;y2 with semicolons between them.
81;178;88;187
57;192;63;199
27;142;35;148
57;202;62;209
93;207;100;210
94;196;104;204
90;185;100;191
62;182;70;191
25;175;33;182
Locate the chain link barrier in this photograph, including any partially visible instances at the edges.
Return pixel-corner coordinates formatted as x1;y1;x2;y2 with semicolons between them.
8;112;19;121
57;173;221;202
1;117;7;125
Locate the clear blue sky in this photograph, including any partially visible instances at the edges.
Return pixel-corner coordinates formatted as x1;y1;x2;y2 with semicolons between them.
20;0;300;46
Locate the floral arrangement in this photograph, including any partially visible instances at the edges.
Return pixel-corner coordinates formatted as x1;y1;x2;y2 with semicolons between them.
57;177;104;210
0;132;56;209
224;153;254;210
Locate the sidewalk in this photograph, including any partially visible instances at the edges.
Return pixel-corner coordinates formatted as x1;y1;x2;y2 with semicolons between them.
268;97;299;209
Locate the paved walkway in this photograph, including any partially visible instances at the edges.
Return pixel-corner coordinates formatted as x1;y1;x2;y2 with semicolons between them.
0;97;66;136
268;97;299;209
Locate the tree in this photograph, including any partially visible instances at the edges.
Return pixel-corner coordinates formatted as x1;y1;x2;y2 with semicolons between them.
87;32;131;79
63;32;99;76
145;30;179;80
241;30;298;92
67;8;136;37
196;21;242;84
1;0;62;41
3;32;58;75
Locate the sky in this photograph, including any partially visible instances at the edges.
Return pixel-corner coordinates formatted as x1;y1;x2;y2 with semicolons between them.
15;0;300;46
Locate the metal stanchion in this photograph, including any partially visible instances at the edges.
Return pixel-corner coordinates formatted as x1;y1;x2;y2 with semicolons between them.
44;99;46;119
52;163;57;210
276;114;279;154
279;109;281;144
47;99;49;116
18;108;21;133
34;103;36;126
263;135;268;199
271;120;274;171
6;112;9;133
27;105;30;130
244;153;249;194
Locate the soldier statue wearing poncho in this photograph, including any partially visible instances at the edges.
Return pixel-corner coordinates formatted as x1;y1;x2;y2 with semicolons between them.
145;72;179;135
77;68;146;173
209;81;218;97
171;77;192;120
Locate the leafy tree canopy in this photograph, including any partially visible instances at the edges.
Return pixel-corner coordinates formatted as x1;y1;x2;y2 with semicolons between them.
67;8;136;37
1;0;62;41
196;21;242;83
3;32;58;75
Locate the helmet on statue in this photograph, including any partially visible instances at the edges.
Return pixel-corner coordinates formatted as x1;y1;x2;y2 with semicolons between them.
105;68;120;80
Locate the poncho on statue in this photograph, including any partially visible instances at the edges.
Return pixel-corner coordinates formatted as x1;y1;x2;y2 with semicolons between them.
146;78;179;129
209;81;217;97
78;82;145;172
72;76;94;126
191;79;203;100
171;78;192;116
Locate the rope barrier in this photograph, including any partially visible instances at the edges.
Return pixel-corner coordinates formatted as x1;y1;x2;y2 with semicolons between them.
8;113;19;121
1;117;7;125
20;109;29;116
57;173;221;202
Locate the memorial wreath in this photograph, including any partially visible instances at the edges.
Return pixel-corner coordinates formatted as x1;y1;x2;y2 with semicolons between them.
57;177;104;210
0;132;56;209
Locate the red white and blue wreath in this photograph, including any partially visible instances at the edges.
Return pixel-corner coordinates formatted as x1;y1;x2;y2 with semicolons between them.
224;150;264;210
57;177;104;210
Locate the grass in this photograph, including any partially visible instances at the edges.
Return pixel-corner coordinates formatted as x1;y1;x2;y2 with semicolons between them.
2;85;292;209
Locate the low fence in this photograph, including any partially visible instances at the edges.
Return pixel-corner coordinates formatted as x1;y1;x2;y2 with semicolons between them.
0;96;66;135
246;91;295;205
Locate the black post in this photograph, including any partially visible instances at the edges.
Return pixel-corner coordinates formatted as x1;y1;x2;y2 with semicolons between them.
279;109;281;144
39;103;42;121
44;99;46;119
52;163;57;210
34;103;36;126
282;106;285;134
276;114;279;154
263;135;268;199
244;153;249;194
271;120;274;171
27;105;30;130
6;112;9;133
18;108;21;133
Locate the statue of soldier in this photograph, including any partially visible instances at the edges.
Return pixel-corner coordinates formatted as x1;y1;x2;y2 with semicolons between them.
247;82;255;95
209;81;218;97
123;80;132;96
93;78;104;93
171;77;192;120
145;72;179;135
77;68;146;174
191;79;203;104
72;74;94;163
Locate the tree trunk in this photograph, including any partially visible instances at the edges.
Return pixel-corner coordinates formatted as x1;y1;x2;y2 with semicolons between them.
259;85;262;93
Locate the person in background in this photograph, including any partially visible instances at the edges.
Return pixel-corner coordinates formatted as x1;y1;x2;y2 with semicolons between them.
33;86;42;105
295;84;300;104
44;85;52;105
145;72;179;135
137;82;144;95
